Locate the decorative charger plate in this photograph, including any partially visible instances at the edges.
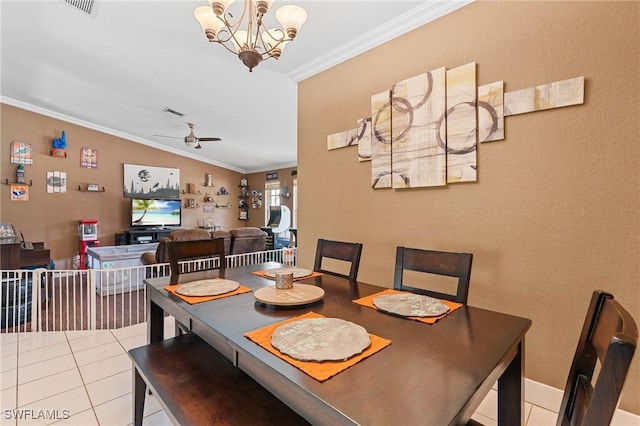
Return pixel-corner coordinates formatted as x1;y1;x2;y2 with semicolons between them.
175;279;240;297
254;284;325;306
271;317;371;362
372;293;450;317
262;267;314;279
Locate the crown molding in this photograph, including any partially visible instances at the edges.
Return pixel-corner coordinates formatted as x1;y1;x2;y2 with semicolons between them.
1;96;245;173
288;0;474;82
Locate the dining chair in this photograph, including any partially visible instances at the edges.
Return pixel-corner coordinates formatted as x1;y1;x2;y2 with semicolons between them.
393;247;473;304
168;238;226;335
556;290;637;426
168;237;226;285
313;238;363;282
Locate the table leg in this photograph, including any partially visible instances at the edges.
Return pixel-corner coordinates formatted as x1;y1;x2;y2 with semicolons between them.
132;368;146;426
147;295;164;344
498;338;525;426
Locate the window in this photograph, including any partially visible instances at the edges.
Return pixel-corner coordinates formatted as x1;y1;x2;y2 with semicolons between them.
264;181;281;225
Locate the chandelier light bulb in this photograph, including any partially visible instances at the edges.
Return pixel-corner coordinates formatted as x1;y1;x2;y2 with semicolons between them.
209;0;236;16
276;5;307;39
255;0;275;16
194;6;224;39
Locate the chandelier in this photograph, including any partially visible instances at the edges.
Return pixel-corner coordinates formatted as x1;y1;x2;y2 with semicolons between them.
194;0;307;72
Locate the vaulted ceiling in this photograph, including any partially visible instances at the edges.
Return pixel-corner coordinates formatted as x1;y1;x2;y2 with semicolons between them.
1;0;471;172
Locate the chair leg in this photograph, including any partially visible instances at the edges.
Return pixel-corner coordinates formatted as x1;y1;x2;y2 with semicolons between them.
133;368;146;426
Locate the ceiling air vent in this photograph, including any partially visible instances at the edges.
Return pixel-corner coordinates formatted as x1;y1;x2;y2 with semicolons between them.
63;0;96;16
163;107;186;118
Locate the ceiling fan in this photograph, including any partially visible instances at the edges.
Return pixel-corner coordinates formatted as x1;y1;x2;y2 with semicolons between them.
155;122;221;149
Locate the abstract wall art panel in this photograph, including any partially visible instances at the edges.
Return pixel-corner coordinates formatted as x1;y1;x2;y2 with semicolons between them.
371;90;393;189
478;81;505;142
325;56;585;194
357;117;372;162
534;76;584;111
391;68;447;188
504;87;535;116
446;62;477;183
327;127;358;150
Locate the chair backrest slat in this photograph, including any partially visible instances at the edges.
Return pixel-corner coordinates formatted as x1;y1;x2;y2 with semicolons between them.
313;239;363;282
168;238;226;284
393;247;473;304
556;290;637;426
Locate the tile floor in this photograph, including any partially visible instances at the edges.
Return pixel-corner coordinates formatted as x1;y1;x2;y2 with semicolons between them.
0;317;628;426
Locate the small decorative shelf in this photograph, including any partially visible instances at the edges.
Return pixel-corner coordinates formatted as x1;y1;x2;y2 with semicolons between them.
78;185;106;192
4;179;33;186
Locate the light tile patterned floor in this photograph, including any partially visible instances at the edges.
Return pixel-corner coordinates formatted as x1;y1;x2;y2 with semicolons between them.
1;318;636;426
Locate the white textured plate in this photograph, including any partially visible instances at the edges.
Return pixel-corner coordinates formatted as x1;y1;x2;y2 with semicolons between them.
373;293;449;317
175;279;240;297
263;267;314;279
271;318;371;362
254;284;325;306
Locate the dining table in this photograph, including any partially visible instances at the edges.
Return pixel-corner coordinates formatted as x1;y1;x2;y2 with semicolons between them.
144;262;532;425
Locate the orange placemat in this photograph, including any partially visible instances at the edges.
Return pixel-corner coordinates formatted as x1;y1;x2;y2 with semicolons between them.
252;270;324;281
164;283;252;305
353;289;462;324
244;311;391;382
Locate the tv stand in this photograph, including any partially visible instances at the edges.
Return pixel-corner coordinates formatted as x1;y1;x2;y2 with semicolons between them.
127;228;179;245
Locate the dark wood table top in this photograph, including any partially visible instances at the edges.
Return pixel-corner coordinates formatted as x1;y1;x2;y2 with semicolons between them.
146;262;532;425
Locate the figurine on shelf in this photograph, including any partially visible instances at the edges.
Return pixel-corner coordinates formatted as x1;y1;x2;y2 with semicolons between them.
240;177;248;187
51;130;68;158
217;186;228;195
16;164;25;184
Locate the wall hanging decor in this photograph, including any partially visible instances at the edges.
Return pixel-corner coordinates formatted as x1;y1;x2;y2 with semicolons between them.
80;147;98;169
10;141;33;165
46;171;67;193
327;61;584;191
10;184;29;201
123;164;180;199
51;131;68;158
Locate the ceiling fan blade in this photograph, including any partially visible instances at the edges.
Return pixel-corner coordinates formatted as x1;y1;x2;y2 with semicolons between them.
198;137;222;142
153;134;182;139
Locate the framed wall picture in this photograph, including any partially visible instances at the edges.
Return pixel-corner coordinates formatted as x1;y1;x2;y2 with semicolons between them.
123;164;180;198
10;184;29;201
203;204;214;213
80;147;98;169
10;141;33;164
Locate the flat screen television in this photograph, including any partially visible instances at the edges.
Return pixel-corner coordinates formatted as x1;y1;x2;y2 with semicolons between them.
130;198;181;228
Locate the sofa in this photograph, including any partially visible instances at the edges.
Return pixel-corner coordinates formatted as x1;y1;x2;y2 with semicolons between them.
140;227;267;265
229;227;268;254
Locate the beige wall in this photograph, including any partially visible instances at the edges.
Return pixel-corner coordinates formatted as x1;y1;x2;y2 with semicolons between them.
297;1;639;413
0;104;246;268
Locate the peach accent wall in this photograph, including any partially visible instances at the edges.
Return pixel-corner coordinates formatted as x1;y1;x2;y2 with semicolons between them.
297;1;639;413
0;104;245;268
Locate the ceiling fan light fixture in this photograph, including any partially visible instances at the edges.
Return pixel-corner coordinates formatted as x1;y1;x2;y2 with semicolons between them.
194;0;307;72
